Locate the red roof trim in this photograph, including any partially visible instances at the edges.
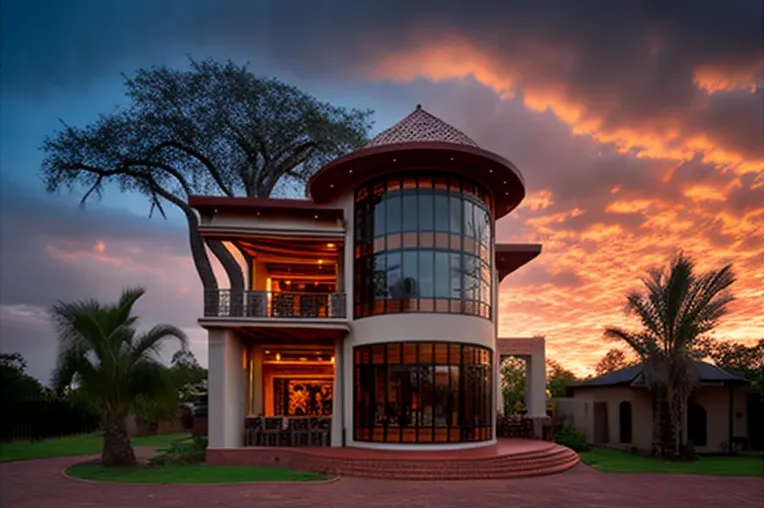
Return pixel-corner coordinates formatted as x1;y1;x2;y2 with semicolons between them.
188;196;344;221
308;142;526;219
496;243;542;281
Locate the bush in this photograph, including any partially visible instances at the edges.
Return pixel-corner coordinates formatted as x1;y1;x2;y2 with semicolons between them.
148;437;206;467
555;427;590;452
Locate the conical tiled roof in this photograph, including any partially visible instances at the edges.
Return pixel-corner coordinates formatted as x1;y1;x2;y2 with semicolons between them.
365;105;479;148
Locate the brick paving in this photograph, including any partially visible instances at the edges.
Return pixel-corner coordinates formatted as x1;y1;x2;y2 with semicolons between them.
1;454;762;508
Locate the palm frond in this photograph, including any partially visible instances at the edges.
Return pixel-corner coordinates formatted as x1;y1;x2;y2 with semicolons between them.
131;325;188;363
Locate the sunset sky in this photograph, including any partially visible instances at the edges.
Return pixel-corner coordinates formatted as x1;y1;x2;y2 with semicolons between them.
1;0;762;381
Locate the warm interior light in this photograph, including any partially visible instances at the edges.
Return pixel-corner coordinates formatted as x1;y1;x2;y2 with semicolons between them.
265;350;270;355
331;356;336;364
299;357;307;361
285;280;291;285
275;353;281;361
327;243;336;248
317;259;323;265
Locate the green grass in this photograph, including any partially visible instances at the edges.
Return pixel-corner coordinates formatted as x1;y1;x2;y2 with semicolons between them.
580;447;764;476
0;433;190;463
66;463;326;483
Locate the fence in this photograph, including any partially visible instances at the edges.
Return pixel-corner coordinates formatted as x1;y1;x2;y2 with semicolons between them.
1;396;100;442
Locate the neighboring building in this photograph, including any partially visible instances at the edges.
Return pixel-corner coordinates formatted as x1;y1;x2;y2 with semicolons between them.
558;361;750;454
189;105;545;455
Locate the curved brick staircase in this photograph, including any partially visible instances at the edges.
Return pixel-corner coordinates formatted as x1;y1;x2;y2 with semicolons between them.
207;439;580;480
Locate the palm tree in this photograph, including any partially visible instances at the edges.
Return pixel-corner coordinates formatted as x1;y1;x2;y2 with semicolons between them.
50;287;187;466
604;252;735;458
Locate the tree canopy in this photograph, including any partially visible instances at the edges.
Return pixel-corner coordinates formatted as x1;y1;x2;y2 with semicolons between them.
604;252;736;457
41;58;374;289
0;353;48;401
594;348;638;376
50;287;188;466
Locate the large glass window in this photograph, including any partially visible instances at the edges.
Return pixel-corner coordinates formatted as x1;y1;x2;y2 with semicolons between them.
353;342;493;444
354;174;493;319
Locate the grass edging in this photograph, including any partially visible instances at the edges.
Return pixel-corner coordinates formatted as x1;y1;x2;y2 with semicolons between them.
61;461;339;485
579;447;764;477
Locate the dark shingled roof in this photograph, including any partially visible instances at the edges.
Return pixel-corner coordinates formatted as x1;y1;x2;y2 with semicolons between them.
572;361;748;390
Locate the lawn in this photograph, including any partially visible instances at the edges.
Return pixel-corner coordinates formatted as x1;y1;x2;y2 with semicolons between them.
66;463;326;483
0;433;190;463
580;447;764;476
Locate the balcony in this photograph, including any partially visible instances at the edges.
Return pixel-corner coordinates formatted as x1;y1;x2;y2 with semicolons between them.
204;290;347;319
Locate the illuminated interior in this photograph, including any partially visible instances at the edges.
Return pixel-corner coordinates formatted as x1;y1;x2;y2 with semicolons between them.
246;345;336;417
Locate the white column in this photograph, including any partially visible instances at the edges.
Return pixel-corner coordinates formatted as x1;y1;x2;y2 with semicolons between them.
526;352;547;418
331;338;344;446
207;328;245;449
252;347;264;415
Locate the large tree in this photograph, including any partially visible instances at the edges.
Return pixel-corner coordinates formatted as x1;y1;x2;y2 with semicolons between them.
594;348;638;376
696;337;764;393
51;287;187;466
604;252;736;458
41;58;373;291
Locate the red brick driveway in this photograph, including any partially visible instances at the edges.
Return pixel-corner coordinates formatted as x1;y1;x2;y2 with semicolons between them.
2;454;761;508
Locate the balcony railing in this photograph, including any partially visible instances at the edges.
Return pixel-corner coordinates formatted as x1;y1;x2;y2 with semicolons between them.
204;290;347;319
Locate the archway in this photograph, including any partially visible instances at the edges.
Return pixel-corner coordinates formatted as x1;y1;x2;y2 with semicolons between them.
619;401;632;444
687;398;707;447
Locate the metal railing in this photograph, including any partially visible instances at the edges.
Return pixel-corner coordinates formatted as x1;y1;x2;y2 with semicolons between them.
204;289;347;319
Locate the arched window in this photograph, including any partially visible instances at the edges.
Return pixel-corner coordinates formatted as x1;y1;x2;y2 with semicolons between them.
688;399;707;447
619;401;633;444
353;173;493;319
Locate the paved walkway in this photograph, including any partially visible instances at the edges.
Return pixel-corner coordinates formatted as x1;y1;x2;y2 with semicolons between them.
1;454;761;508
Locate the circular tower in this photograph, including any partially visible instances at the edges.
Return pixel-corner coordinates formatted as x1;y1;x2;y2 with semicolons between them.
309;105;526;449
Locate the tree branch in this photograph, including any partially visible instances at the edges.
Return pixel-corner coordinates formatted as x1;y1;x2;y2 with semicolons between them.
147;141;234;197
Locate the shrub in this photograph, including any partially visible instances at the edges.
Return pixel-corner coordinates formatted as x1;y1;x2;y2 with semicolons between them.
148;437;206;467
555;427;590;452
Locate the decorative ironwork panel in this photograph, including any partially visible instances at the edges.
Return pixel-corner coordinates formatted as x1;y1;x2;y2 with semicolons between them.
203;290;347;319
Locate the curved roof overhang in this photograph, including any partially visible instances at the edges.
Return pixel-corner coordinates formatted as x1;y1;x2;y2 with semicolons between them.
308;142;526;219
496;244;542;282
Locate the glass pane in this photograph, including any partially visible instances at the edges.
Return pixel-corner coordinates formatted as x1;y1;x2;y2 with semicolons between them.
419;365;434;431
373;198;386;237
373;254;387;298
402;251;419;298
434;343;449;364
372;345;385;364
434;194;449;232
403;343;417;364
450;253;462;300
434;365;450;427
449;196;462;234
463;200;475;238
419;343;434;363
434;252;450;298
418;250;434;298
450;365;460;429
402;194;418;232
418;193;434;231
386;251;402;299
386;194;401;233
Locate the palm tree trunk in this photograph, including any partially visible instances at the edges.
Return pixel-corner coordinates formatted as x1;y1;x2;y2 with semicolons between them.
102;411;136;466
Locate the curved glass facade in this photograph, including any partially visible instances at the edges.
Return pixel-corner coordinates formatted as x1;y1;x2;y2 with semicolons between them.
354;174;493;319
353;342;493;444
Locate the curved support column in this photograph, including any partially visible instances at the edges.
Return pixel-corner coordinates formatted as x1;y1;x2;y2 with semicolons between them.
206;239;246;315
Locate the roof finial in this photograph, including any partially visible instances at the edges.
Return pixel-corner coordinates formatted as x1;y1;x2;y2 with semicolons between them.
416;104;422;110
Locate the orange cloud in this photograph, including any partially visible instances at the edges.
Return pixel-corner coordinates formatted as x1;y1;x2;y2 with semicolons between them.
366;40;764;178
693;63;764;94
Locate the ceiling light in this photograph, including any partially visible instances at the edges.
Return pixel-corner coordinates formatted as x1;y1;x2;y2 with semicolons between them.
329;184;334;188
317;259;323;265
314;214;318;219
327;243;336;248
331;356;336;364
349;169;353;173
275;353;281;361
